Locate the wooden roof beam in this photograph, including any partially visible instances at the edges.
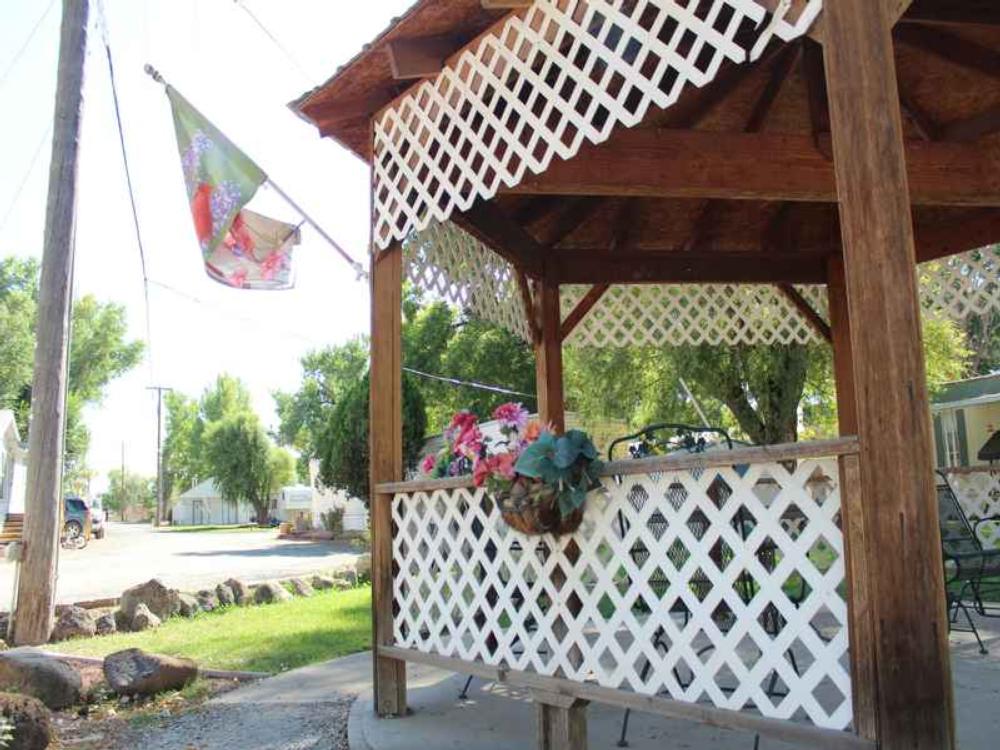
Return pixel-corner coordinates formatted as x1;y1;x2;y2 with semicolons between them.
508;129;1000;207
939;104;1000;143
901;0;1000;27
895;24;1000;78
386;35;464;80
456;202;546;278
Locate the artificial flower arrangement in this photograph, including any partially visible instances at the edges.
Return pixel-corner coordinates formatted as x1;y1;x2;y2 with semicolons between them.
421;403;603;535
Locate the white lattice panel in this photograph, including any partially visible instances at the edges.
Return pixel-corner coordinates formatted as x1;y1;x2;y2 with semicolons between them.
392;458;852;729
373;0;822;248
922;247;1000;322
943;469;1000;551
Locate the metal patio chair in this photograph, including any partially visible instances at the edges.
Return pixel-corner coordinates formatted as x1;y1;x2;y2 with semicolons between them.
937;471;1000;655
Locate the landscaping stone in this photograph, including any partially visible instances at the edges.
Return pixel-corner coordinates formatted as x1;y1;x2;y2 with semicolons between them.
0;648;82;709
0;640;7;652
312;574;351;591
120;579;179;622
0;692;53;750
0;613;9;641
289;578;314;597
103;649;198;696
196;590;219;612
113;609;131;633
224;578;250;606
95;612;117;637
177;593;200;618
130;603;161;632
215;583;235;607
50;606;96;642
355;553;371;582
253;581;292;605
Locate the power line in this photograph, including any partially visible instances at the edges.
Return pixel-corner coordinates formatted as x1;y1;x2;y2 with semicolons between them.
232;0;314;83
0;0;59;91
403;367;537;401
0;124;52;237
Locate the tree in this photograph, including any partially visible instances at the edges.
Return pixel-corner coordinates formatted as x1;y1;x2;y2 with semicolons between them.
316;372;426;503
104;470;155;521
162;374;255;498
0;257;144;481
204;412;292;526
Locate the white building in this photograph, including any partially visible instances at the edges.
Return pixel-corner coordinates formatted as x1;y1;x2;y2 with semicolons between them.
308;460;368;533
171;479;255;526
0;410;27;522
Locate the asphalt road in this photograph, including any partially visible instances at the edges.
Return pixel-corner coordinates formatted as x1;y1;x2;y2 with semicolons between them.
0;522;360;606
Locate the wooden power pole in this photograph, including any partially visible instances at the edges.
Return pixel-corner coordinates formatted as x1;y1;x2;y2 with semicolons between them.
12;0;90;646
147;386;172;526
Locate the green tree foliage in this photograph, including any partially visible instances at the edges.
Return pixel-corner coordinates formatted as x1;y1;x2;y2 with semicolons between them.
163;374;255;499
204;412;293;526
0;257;144;481
104;469;155;521
316;372;426;503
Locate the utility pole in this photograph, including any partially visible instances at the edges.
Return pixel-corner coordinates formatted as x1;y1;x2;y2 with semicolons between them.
147;386;172;526
12;0;90;646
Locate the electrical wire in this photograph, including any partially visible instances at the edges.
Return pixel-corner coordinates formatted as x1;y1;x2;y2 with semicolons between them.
403;367;537;401
0;124;52;237
232;0;314;83
96;0;155;378
0;0;59;91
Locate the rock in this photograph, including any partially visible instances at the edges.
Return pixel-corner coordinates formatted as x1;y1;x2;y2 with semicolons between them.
0;640;7;652
103;649;197;697
224;578;251;606
50;606;96;642
288;578;314;597
0;648;82;709
94;612;117;636
355;554;372;582
0;613;9;642
177;593;200;618
113;609;131;633
253;581;292;605
0;692;53;750
195;590;219;612
120;579;179;622
312;575;351;591
130;603;161;632
215;583;235;607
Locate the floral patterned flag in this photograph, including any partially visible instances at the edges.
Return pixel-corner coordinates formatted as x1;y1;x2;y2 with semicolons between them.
166;86;298;290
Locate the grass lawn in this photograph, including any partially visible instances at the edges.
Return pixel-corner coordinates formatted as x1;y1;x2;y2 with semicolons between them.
58;587;372;674
158;524;272;534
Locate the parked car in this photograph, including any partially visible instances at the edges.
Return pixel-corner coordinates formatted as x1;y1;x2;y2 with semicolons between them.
89;496;106;539
63;496;92;544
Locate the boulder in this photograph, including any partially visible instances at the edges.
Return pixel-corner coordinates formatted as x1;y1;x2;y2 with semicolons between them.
215;583;235;607
120;579;179;622
50;606;96;642
0;648;82;709
113;609;131;633
0;692;53;750
288;578;314;597
177;593;201;618
195;590;219;612
130;603;161;632
94;612;117;637
355;554;372;583
253;581;292;605
311;575;336;591
103;649;197;697
224;578;250;606
0;613;9;642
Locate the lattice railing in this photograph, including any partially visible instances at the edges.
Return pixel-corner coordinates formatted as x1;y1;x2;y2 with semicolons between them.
374;0;823;248
391;452;852;730
941;467;1000;551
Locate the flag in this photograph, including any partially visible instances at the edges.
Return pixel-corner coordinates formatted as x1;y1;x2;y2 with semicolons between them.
166;86;299;290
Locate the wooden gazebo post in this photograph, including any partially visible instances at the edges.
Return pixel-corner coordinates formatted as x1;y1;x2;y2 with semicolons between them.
824;2;954;748
534;280;566;432
370;242;407;717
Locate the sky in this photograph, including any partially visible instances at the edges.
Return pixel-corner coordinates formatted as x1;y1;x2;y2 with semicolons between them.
0;0;414;493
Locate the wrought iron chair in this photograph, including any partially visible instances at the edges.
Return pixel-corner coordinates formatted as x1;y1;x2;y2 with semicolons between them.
937;471;1000;655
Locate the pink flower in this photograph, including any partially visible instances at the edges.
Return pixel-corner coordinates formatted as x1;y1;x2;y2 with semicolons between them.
420;455;436;474
493;402;529;433
230;267;248;288
473;453;517;487
260;250;286;280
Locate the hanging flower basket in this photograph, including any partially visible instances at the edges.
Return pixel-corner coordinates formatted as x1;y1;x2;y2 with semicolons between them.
496;479;584;536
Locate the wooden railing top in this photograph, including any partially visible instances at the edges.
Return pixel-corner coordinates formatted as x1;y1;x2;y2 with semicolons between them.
376;436;860;496
939;464;999;475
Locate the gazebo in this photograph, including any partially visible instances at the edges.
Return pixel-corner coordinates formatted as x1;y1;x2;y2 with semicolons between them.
292;2;1000;748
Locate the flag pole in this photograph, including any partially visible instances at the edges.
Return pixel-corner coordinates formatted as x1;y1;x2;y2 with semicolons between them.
143;64;367;280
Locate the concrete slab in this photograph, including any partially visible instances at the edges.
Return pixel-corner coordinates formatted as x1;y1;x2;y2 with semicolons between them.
349;615;1000;750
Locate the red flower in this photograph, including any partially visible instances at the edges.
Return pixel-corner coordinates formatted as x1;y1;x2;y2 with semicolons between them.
190;183;214;245
473;453;517;487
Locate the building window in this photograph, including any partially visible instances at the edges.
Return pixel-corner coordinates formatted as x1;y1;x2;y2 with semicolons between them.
941;410;962;467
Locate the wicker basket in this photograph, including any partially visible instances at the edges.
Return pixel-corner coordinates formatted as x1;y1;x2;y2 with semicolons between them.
496;479;583;536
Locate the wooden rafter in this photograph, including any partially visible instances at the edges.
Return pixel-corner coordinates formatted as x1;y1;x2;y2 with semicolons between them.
939;103;1000;142
902;0;1000;26
895;24;1000;79
457;202;546;278
510;129;1000;207
777;283;832;342
898;88;941;141
386;35;463;80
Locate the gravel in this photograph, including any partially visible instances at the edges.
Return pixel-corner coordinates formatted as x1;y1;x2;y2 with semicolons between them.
110;699;353;749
